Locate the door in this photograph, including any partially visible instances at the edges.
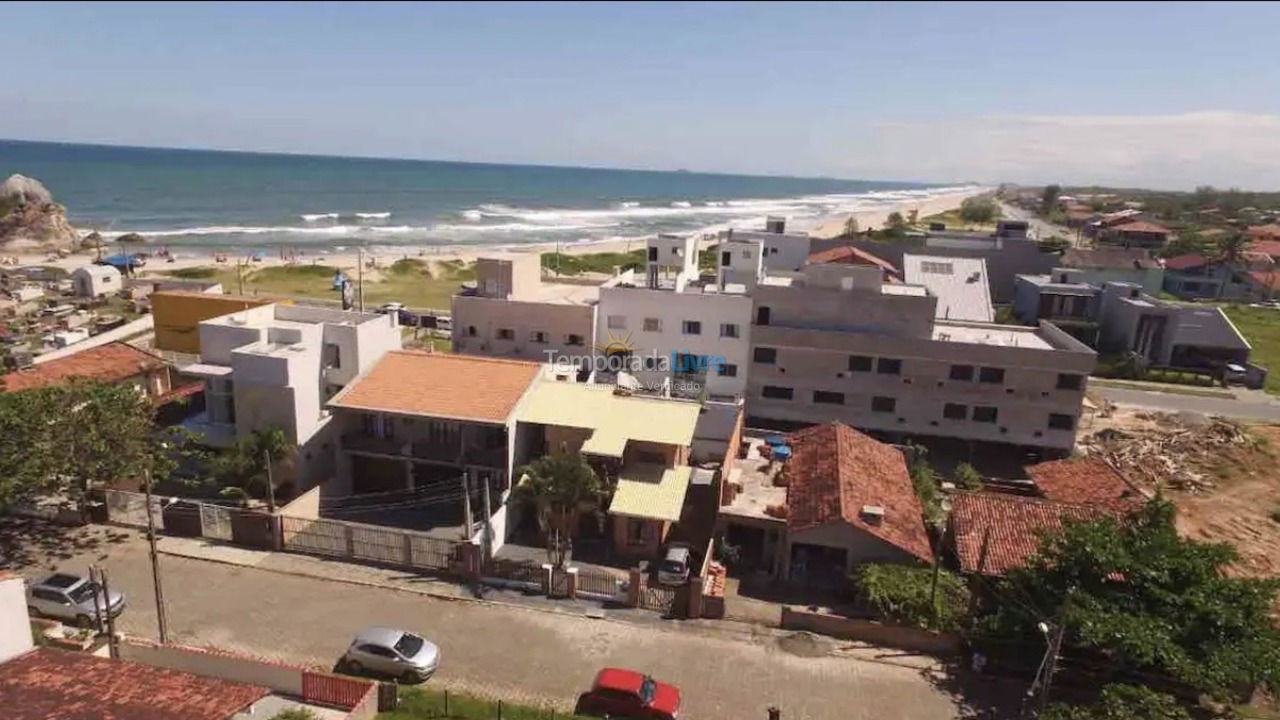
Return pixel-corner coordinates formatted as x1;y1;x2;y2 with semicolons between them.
756;306;771;325
357;643;401;675
30;588;73;620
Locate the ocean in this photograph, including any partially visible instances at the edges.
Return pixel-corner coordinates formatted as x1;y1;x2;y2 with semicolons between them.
0;139;965;253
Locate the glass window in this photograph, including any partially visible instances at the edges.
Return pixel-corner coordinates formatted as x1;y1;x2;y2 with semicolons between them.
642;317;662;332
753;347;777;364
529;330;547;343
979;367;1005;384
813;390;845;405
972;406;998;423
761;385;793;400
943;403;967;420
949;365;974;381
1056;373;1084;390
496;328;514;340
876;358;902;375
607;315;627;329
1048;413;1075;430
466;325;477;337
682;320;702;335
565;334;584;346
871;396;896;413
848;355;873;372
720;323;739;338
718;363;738;377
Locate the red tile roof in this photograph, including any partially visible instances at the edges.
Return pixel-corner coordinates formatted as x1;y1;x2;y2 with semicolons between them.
0;647;269;720
329;350;541;423
784;423;932;562
949;493;1101;576
1247;224;1280;241
1027;458;1145;512
1109;221;1170;235
0;342;166;393
1249;271;1280;291
1249;239;1280;258
1163;254;1210;271
806;246;899;276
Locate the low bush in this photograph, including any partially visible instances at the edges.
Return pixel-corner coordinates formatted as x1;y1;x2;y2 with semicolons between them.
853;563;969;632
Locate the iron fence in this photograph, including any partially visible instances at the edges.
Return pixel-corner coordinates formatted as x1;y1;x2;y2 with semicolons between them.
575;568;624;598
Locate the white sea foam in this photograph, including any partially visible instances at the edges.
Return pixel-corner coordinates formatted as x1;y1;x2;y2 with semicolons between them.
619;201;640;208
462;209;484;221
670;201;692;208
354;212;391;220
300;212;339;222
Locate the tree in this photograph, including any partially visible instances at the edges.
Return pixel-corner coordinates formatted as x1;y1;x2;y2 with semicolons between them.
841;216;860;237
1159;231;1209;259
906;444;945;527
886;211;907;229
952;462;983;491
982;500;1280;702
854;563;970;632
1215;230;1250;265
1041;684;1192;720
1041;184;1063;215
206;427;291;501
960;196;998;224
513;454;604;567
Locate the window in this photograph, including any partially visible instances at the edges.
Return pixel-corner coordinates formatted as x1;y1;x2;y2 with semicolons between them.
943;403;967;420
720;251;731;266
756;306;771;325
529;330;547;343
1048;413;1075;430
32;589;66;603
671;247;680;256
920;260;954;274
769;247;779;255
972;406;998;423
565;334;584;346
647;247;658;261
761;385;793;400
753;347;777;364
848;355;873;372
876;358;902;375
607;315;627;330
682;320;702;335
627;518;655;544
720;323;739;338
1056;373;1084;390
359;644;397;658
466;325;477;337
496;327;515;340
323;343;341;369
642;317;662;332
718;363;738;377
949;365;974;381
979;367;1005;384
871;396;896;413
813;390;845;405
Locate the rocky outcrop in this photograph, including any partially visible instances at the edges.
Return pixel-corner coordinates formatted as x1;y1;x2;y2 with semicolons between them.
0;174;79;250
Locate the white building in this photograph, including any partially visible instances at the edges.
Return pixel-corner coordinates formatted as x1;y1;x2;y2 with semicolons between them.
70;264;122;298
903;254;995;323
180;303;401;489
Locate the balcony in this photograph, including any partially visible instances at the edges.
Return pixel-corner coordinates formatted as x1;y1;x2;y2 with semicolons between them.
341;432;409;457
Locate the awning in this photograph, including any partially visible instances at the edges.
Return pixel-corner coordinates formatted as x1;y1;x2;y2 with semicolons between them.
608;464;692;523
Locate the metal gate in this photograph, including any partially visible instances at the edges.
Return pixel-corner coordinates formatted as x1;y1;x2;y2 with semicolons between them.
639;585;685;617
102;490;163;530
199;503;234;541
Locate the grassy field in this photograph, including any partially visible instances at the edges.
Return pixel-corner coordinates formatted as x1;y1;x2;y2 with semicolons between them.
1221;305;1280;394
378;686;591;720
919;207;1001;233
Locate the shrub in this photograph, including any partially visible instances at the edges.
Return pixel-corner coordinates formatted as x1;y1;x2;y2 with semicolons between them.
389;258;432;277
960;196;999;224
953;462;983;491
167;266;218;279
270;709;321;720
854;564;969;632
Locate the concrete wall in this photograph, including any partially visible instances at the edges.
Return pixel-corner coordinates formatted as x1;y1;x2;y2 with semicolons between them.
119;639;305;695
754;279;936;340
691;399;744;463
452;295;596;362
780;607;962;656
197;305;278;365
475;254;541;300
726;230;812;273
787;521;921;575
0;574;33;663
280;485;322;519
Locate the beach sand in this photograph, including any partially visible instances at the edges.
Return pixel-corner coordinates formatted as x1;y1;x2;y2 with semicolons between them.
2;188;985;278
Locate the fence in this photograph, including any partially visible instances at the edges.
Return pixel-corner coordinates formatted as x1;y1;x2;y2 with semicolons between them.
638;584;682;616
303;669;376;710
482;557;544;593
103;489;163;531
574;567;625;601
280;514;465;576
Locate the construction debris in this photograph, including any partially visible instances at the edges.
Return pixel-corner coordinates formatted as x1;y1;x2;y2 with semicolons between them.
1078;411;1259;493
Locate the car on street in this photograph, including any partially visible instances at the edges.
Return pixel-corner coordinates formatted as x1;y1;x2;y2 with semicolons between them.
341;627;440;683
656;543;692;586
576;668;681;720
26;572;125;627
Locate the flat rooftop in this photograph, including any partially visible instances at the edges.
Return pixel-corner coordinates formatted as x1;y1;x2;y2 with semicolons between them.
903;254;994;323
517;381;701;456
932;322;1054;350
521;281;600;305
720;437;787;524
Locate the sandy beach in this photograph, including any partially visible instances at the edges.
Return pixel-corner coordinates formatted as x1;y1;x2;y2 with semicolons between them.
1;187;986;279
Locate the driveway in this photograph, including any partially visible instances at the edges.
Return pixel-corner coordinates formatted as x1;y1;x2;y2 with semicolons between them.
5;522;1003;720
1094;384;1280;422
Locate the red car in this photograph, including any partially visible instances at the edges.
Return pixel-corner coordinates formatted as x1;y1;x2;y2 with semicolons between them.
577;668;681;720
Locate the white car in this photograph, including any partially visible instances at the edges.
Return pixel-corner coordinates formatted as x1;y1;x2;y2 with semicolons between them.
656;544;692;586
342;627;440;683
27;572;125;627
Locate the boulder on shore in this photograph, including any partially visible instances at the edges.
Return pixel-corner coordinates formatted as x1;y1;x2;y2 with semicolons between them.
0;174;79;250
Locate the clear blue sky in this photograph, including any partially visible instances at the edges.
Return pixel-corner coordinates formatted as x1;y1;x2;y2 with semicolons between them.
4;1;1280;188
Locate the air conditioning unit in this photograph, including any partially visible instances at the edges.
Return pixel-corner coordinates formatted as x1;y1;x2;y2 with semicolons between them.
860;505;885;524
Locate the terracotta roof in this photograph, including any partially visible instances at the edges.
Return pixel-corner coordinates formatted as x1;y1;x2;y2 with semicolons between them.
1249;271;1280;291
0;342;166;393
1061;247;1160;270
1109;221;1170;235
806;245;899;276
329;350;540;423
1249;239;1280;258
1247;224;1280;241
1163;254;1211;271
949;493;1101;576
1027;458;1145;512
0;647;269;720
784;423;932;562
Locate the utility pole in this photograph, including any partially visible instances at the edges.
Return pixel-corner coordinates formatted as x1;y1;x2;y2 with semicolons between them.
263;448;277;513
928;549;943;629
357;247;365;313
89;565;105;636
481;475;493;562
100;566;119;659
236;261;244;295
460;470;474;542
143;469;169;644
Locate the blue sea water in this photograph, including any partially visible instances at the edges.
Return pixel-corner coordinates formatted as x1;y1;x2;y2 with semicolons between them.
0;139;963;252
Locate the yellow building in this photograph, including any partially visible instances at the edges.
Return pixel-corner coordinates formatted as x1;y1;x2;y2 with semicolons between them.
151;291;273;354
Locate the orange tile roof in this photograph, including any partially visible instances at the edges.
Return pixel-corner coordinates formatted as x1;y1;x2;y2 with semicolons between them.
0;647;269;720
1163;254;1210;271
1247;224;1280;241
784;423;932;562
1027;458;1145;512
0;342;166;393
1249;271;1280;291
949;493;1101;576
1249;239;1280;258
1109;220;1170;235
329;350;540;423
806;245;899;276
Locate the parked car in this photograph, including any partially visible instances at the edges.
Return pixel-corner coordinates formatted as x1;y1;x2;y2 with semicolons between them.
1224;363;1248;385
26;572;125;627
377;302;405;315
341;627;440;683
576;668;681;720
656;543;692;586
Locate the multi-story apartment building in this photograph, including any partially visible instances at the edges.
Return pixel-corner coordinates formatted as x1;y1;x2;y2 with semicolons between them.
181;303;401;487
748;263;1097;453
452;254;598;362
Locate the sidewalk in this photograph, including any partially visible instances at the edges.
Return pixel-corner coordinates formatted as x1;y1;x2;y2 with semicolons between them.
157;535;944;673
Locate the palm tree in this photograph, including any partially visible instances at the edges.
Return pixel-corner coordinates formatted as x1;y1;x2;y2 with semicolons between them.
1216;231;1250;266
513;454;604;567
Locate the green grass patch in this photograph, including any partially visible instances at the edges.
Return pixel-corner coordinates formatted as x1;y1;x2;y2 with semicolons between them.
380;686;591;720
919;207;1000;233
541;250;643;276
164;266;219;279
1221;305;1280;394
389;258;434;277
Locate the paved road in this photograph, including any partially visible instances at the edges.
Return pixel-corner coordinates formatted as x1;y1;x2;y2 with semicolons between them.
8;526;981;720
1094;384;1280;422
999;203;1076;245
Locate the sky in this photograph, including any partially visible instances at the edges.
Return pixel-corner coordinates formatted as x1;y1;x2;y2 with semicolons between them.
3;1;1280;190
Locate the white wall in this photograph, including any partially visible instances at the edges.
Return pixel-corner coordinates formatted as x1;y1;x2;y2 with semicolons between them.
119;640;304;695
0;574;33;663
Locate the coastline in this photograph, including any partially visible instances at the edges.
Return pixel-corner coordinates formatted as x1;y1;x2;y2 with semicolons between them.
2;187;985;278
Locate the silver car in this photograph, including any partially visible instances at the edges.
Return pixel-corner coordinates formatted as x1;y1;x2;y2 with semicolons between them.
342;627;440;682
27;572;125;628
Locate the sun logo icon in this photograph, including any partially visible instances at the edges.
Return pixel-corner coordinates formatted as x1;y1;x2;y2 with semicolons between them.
594;329;636;357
